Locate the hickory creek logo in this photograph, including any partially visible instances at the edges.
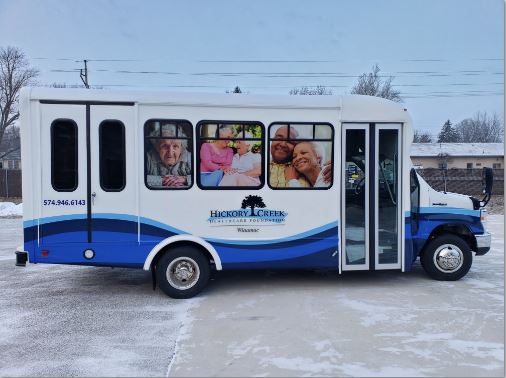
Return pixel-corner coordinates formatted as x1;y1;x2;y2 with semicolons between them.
208;195;287;226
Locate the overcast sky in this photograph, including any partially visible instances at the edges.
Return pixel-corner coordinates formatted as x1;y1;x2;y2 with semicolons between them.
0;0;503;137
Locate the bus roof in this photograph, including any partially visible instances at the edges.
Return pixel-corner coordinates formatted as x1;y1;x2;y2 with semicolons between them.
24;87;410;122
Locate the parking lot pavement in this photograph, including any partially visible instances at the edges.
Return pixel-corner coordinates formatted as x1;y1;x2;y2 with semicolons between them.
0;218;200;377
169;215;504;377
0;216;503;377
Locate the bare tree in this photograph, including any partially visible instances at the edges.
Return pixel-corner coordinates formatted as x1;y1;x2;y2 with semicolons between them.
0;46;38;147
350;64;402;102
289;86;332;95
454;112;504;143
413;129;433;143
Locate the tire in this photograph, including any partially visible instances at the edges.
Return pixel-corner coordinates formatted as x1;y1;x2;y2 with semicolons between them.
156;246;211;299
421;234;472;281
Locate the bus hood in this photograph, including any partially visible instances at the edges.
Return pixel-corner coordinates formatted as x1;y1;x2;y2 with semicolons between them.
428;190;474;210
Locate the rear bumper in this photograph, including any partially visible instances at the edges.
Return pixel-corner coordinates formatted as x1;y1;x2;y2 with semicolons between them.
15;246;28;267
475;232;491;256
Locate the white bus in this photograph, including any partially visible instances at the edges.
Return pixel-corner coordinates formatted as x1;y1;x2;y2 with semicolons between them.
15;88;493;298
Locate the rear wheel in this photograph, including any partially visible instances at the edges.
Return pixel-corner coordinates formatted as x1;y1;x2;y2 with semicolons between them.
421;234;472;281
156;246;210;299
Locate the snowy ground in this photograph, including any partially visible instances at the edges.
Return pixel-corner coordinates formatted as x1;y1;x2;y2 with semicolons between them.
0;202;22;217
0;216;503;377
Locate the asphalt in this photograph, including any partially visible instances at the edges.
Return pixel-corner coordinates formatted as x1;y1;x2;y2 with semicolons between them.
0;216;504;377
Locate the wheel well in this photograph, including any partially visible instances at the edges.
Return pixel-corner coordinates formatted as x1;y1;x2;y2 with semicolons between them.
420;223;477;257
150;241;216;271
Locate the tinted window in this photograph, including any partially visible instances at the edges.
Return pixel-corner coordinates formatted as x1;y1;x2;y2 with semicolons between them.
51;120;78;191
144;120;193;190
197;122;264;189
100;121;126;191
268;123;334;189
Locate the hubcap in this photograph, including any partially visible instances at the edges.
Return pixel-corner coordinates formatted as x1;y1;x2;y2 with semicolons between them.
433;244;464;273
167;257;200;290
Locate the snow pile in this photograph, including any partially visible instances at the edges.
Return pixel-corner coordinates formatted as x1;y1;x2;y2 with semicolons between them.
0;202;23;217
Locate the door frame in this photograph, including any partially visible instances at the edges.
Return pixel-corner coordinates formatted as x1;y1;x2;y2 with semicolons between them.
374;124;402;270
340;122;403;272
39;100;135;243
341;123;370;271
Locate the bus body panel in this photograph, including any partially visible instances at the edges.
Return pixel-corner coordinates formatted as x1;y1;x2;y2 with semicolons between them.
18;87;488;275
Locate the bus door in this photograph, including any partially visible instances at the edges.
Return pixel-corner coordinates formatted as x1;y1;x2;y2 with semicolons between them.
89;105;137;243
40;103;88;244
341;123;402;271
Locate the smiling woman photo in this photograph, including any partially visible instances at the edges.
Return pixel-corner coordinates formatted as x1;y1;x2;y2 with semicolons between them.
288;141;330;188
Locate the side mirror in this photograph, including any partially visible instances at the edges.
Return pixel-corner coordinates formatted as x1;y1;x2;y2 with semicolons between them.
482;167;493;195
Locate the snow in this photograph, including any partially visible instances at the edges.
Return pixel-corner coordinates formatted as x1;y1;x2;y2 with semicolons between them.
0;202;22;217
411;143;504;157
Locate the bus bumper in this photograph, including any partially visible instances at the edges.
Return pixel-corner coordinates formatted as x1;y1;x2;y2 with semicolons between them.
15;247;28;267
475;232;491;256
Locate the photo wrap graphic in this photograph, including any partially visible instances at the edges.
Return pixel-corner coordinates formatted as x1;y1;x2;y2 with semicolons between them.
208;195;287;226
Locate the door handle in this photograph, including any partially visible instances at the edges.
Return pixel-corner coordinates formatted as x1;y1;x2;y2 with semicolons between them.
91;192;96;206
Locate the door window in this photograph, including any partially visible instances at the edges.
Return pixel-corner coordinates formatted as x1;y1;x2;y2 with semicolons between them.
51;119;78;191
99;120;126;191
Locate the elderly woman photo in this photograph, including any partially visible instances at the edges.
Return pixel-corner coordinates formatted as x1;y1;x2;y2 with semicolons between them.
288;141;331;188
146;124;192;188
219;132;261;187
199;125;235;186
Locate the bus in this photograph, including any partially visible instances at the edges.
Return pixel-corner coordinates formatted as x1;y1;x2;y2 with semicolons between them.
15;88;493;298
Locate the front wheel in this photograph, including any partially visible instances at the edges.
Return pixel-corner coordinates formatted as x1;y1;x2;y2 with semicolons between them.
421;234;472;281
156;246;211;299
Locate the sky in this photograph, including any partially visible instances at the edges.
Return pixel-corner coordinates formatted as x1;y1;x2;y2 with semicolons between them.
0;0;503;137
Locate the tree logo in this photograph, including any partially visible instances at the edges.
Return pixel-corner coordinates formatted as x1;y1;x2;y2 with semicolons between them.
241;195;266;216
208;196;287;225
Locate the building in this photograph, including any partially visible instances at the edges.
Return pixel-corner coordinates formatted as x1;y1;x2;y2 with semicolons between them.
0;132;21;170
411;143;504;170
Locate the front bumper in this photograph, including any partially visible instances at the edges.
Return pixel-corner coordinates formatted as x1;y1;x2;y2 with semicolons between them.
475;232;492;256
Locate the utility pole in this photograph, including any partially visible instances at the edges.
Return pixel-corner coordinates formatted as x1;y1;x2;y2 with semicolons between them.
80;59;89;88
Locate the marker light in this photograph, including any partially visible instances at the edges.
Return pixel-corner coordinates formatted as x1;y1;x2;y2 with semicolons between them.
84;249;95;260
480;209;488;227
41;250;49;257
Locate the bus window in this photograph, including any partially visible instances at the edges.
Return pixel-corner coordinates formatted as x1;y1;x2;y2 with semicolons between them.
99;120;126;191
51;119;78;192
268;123;334;189
144;120;193;189
197;122;264;189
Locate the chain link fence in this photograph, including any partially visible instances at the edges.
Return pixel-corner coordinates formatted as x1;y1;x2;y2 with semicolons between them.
0;169;22;198
416;168;504;195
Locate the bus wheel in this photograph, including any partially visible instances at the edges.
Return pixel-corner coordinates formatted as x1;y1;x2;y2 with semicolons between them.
421;234;472;281
156;246;210;299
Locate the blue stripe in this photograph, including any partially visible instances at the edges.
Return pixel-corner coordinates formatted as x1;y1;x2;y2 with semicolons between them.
206;221;338;245
38;213;87;225
25;214;339;247
419;207;479;217
139;216;188;235
93;213;138;222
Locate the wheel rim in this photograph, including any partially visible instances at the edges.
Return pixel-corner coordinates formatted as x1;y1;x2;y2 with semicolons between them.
166;257;200;290
433;244;464;273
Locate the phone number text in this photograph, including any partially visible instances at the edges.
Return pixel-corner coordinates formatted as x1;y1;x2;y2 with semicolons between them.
43;199;86;206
